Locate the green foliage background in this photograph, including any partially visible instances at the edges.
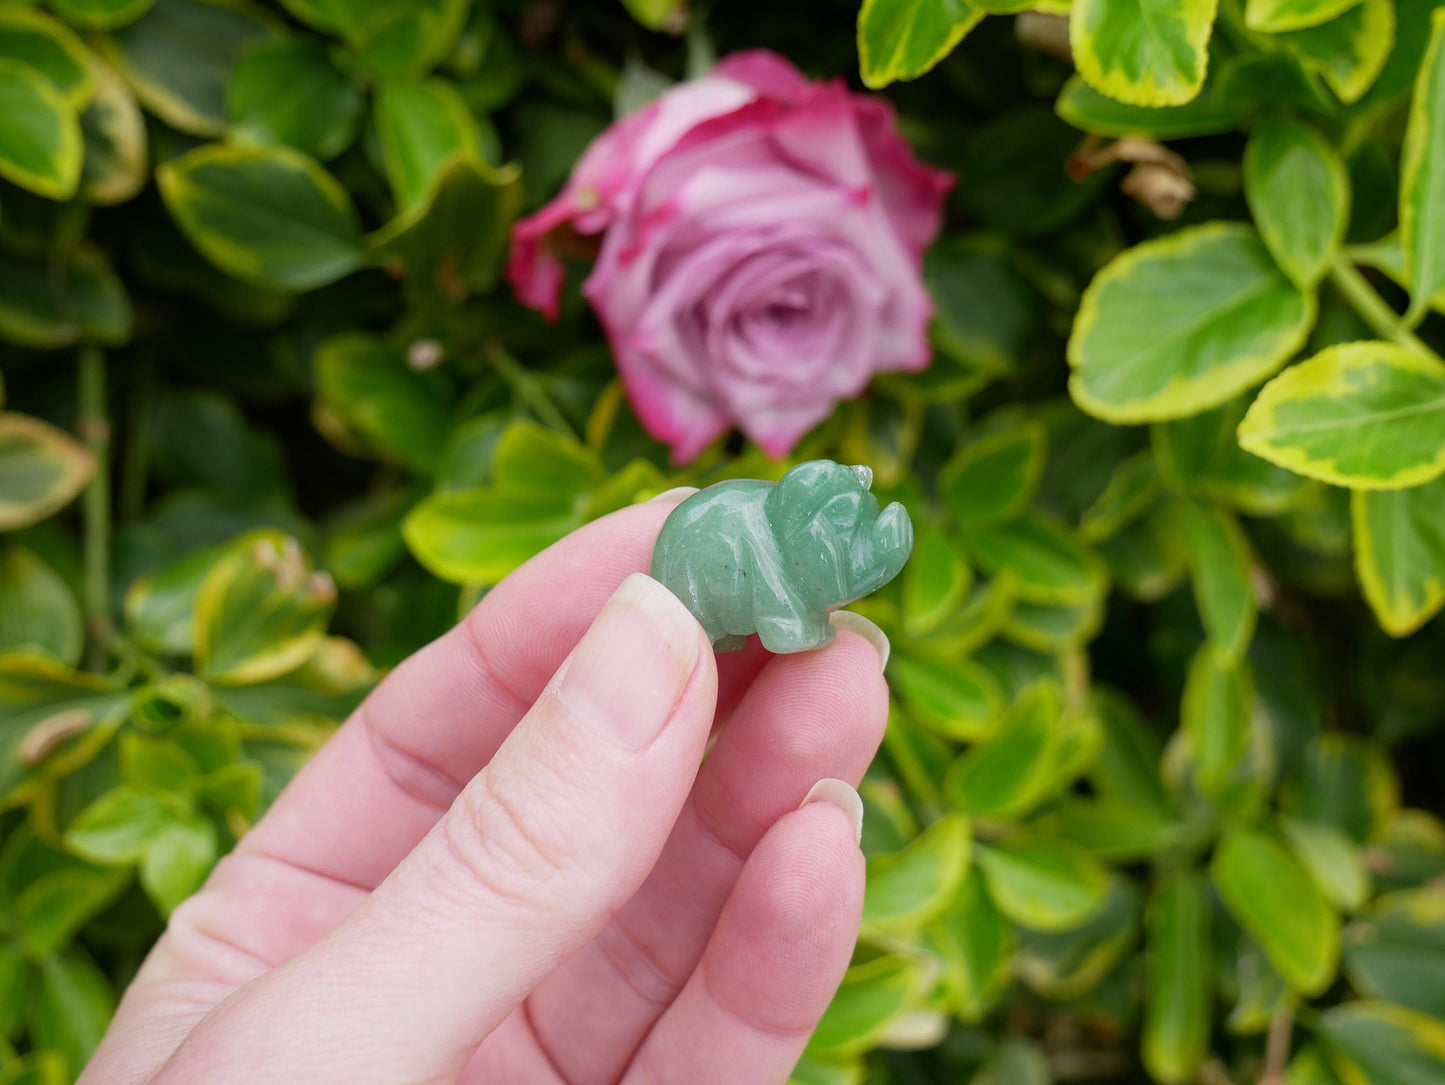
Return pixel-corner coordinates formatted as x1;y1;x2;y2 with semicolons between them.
1;0;1444;1081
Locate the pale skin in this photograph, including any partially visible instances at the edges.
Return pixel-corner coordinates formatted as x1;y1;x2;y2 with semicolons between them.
80;492;891;1085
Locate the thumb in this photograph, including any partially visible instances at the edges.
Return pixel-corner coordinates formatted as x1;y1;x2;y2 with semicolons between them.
155;573;716;1085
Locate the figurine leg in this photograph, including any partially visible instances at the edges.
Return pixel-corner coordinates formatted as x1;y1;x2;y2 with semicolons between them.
711;633;750;652
755;612;835;654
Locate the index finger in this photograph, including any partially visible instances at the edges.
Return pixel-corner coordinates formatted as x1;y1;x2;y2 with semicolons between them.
237;497;766;891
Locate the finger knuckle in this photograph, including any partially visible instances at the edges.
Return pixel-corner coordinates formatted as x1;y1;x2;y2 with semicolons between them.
439;763;577;910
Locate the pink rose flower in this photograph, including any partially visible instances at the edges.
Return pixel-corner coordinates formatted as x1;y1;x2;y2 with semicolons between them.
507;49;952;463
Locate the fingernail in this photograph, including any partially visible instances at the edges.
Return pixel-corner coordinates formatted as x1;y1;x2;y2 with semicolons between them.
648;485;700;504
555;573;702;750
829;610;890;670
800;778;864;844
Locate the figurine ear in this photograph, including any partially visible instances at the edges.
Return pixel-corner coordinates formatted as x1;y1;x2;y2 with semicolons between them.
851;465;873;492
767;460;849;541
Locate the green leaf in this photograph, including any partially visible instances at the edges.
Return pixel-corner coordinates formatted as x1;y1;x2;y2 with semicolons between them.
1056;74;1249;138
1239;342;1445;489
1343;889;1445;1018
1080;452;1160;542
976;836;1110;931
369;154;523;299
123;543;224;655
0;654;125;800
1244;118;1349;289
493;421;604;495
902;524;972;636
31;952;114;1075
1278;0;1394;105
99;0;276;136
158;142;364;291
374;76;479;211
324;487;413;590
621;0;683;31
193;530;335;684
1098;498;1191;601
1246;0;1362;32
887;653;1005;741
1179;500;1257;663
1212;825;1340;994
1003;596;1106;651
0;412;94;531
1051;796;1180;861
403;489;578;586
1228;934;1288;1035
0;58;80;199
15;866;124;956
1069;223;1314;423
863;814;972;935
1400;9;1445;325
971;1039;1051;1085
323;0;468;76
966;511;1107;606
1174;399;1318;515
1143;872;1212;1084
1181;645;1252;797
1090;686;1171;813
1016;879;1140;1000
1318;1001;1445;1085
1287;1044;1343;1085
227;35;362;160
1154;404;1233;488
0;5;94;106
807;955;928;1057
943;680;1064;820
1281;816;1370;911
856;0;984;89
1070;0;1218;107
1351;476;1445;637
924;237;1040;380
79;51;148;205
140;815;217;913
926;867;1014;1021
315;334;449;471
789;1055;865;1085
1287;733;1398;843
49;0;156;30
0;941;28;1039
120;729;200;791
919;572;1016;657
939;423;1046;526
0;546;81;665
63;785;173;864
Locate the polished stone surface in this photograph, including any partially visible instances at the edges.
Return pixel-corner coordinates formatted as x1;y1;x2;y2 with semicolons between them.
651;460;913;653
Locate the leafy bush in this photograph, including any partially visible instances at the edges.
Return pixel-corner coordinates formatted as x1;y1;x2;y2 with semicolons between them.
2;0;1444;1081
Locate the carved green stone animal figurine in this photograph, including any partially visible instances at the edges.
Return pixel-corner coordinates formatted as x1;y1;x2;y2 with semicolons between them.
651;460;913;653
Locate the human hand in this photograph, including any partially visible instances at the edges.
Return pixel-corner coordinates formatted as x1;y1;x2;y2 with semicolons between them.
80;494;891;1084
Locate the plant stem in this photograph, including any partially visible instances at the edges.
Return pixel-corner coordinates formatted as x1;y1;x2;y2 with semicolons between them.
1329;258;1442;361
105;629;167;683
1260;1000;1295;1085
119;353;153;522
484;343;578;436
78;346;111;672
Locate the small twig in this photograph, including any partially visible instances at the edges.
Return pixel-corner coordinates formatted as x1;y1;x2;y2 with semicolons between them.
78;346;112;672
483;343;578;437
1328;258;1441;361
1260;1000;1295;1085
119;352;154;522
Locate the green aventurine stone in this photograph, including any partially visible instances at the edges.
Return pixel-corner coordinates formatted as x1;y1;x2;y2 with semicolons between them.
652;460;914;653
